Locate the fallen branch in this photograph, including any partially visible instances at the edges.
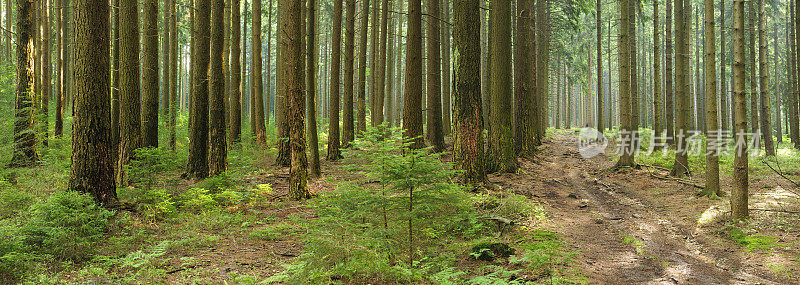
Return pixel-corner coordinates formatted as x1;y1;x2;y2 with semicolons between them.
762;161;800;195
641;164;671;172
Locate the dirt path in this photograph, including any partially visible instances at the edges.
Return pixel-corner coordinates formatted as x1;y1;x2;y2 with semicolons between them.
498;132;787;284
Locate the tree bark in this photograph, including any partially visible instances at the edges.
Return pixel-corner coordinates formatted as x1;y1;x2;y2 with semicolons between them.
327;0;343;160
343;0;356;145
653;0;662;137
720;0;728;131
704;0;720;196
426;0;443;151
757;0;774;156
251;0;266;143
169;0;177;150
441;0;451;135
111;0;119;160
748;0;758;134
403;0;424;149
375;0;388;127
184;0;211;180
732;0;749;220
791;0;800;149
597;0;603;132
209;0;228;176
69;0;116;205
357;0;369;133
117;0;143;183
514;0;534;157
665;0;674;145
487;0;516;173
55;0;63;138
287;0;310;200
230;0;242;143
306;0;320;177
534;0;550;145
616;0;635;167
141;0;159;148
671;0;690;176
453;0;486;184
11;0;39;167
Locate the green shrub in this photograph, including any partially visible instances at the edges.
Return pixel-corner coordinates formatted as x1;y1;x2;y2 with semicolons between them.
21;191;115;262
119;187;177;220
0;220;33;284
125;147;181;189
0;178;34;218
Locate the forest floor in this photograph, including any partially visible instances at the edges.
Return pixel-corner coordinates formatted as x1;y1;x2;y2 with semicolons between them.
4;130;800;284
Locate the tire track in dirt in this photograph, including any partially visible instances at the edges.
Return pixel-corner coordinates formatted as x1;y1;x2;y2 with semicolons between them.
527;132;782;284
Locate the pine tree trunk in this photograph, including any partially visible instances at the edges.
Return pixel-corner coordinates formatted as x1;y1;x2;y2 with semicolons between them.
704;0;720;196
748;0;758;134
426;0;443;151
653;0;662;137
514;0;534;157
342;0;356;145
11;0;39;167
117;0;143;183
671;0;689;176
732;0;749;220
111;0;120;160
162;0;171;118
286;0;310;200
597;0;603;132
756;0;773;156
376;0;389;127
251;0;266;143
534;0;550;145
209;0;228;176
791;1;800;149
307;0;320;177
666;0;675;145
385;0;396;126
4;0;11;60
720;0;728;131
403;0;424;149
55;0;63;138
357;0;369;133
141;0;159;148
40;0;50;147
453;0;486;184
327;0;343;160
629;0;638;135
487;0;516;173
616;0;635;167
230;0;242;143
169;0;177;150
69;0;116;205
441;0;451;135
184;0;211;180
368;0;380;127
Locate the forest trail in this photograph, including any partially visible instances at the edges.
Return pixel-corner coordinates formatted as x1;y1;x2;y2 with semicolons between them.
498;131;788;284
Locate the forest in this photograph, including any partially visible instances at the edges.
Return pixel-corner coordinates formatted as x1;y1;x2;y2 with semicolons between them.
0;0;799;282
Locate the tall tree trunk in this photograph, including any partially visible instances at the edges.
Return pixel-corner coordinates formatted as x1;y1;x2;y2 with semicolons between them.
117;0;143;183
394;0;403;127
480;1;489;129
4;0;11;60
230;0;242;143
403;0;424;149
720;0;728;131
426;0;443;151
287;0;310;200
704;0;720;196
184;0;211;180
169;0;177;150
306;0;320;177
357;0;369;133
141;0;159;148
385;0;396;126
251;0;266;143
64;0;72;116
514;0;534;157
653;0;662;137
11;0;39;167
209;0;228;176
732;0;749;220
327;0;343;160
40;0;50;147
487;0;515;173
162;0;171;118
69;0;116;205
666;0;675;145
616;0;635;167
748;0;758;134
441;0;451;135
629;0;638;135
342;0;355;145
534;0;550;145
111;0;120;160
671;0;690;176
757;0;773;156
597;0;603;132
790;0;800;149
55;0;63;138
453;0;486;184
368;0;379;127
375;0;388;127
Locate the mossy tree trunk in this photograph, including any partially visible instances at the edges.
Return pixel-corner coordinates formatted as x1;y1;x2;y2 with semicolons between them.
757;0;773;156
11;0;39;167
117;0;142;183
251;0;266;144
704;0;720;196
209;0;228;176
616;0;635;168
141;0;159;148
514;0;534;158
426;0;443;152
306;0;321;178
326;0;343;160
184;0;211;180
357;0;369;133
342;0;355;146
229;0;242;143
453;0;486;184
487;0;516;173
732;0;749;220
403;0;424;149
287;0;310;200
